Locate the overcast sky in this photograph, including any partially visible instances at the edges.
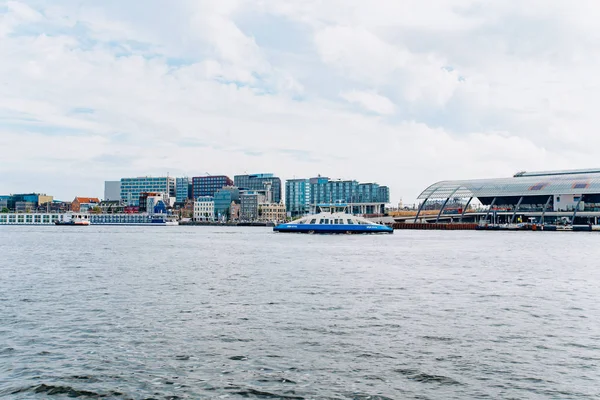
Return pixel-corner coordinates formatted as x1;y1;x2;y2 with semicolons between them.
2;1;600;204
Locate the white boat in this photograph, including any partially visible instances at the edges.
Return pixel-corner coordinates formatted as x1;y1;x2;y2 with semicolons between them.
55;213;91;226
274;203;393;234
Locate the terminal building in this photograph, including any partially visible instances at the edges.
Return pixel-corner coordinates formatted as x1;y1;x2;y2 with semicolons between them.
415;168;600;225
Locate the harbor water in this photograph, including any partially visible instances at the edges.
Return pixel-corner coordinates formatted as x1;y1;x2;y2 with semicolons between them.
1;226;599;399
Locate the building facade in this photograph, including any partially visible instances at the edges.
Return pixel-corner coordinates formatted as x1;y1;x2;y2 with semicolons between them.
194;196;215;221
234;173;282;203
192;175;233;199
176;177;192;203
0;193;54;212
285;176;390;216
258;202;287;222
240;191;267;222
285;179;311;218
214;186;240;221
104;181;121;201
120;177;175;206
72;197;100;212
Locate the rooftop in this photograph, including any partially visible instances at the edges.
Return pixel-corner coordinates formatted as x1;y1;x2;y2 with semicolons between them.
418;168;600;200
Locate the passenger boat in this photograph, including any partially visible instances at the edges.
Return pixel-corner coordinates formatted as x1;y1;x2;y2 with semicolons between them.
273;203;393;234
55;214;91;226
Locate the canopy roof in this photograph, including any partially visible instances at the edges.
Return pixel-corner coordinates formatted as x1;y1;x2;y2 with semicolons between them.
418;169;600;200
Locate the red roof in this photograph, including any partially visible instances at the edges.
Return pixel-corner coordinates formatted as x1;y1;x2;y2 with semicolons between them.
73;197;100;204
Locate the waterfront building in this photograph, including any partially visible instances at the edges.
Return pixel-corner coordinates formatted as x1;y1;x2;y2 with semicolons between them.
287;176;389;216
138;192;169;214
176;177;192;203
194;196;214;221
285;179;311;218
192;175;233;199
104;181;121;201
72;197;100;213
378;186;390;203
120;176;175;206
234;173;282;203
258;202;287;223
240;191;267;222
0;193;54;212
214;186;240;221
415;167;600;225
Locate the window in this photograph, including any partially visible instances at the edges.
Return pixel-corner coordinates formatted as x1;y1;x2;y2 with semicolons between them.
310;219;317;224
319;219;325;224
347;219;354;224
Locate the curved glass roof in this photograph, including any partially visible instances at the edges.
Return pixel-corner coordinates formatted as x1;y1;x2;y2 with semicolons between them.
418;170;600;200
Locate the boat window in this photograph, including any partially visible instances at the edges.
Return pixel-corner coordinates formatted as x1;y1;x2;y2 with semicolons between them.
310;219;316;224
347;219;354;224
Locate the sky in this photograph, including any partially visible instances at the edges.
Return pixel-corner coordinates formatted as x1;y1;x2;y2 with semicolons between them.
2;0;600;204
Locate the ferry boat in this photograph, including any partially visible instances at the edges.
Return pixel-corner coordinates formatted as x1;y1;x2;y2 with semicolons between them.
273;203;393;234
54;214;90;226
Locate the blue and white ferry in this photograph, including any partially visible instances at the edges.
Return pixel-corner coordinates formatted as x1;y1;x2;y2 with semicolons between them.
273;203;393;234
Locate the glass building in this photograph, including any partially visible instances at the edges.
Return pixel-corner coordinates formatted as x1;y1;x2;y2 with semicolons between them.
192;175;233;199
285;176;390;216
213;186;240;221
285;179;311;218
120;177;175;206
176;177;192;203
234;173;282;203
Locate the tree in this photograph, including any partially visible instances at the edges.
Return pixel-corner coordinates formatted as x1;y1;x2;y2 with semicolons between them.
1;207;9;213
90;206;103;214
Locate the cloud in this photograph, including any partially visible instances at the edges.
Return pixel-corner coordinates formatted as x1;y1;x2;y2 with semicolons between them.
340;90;395;115
1;0;599;204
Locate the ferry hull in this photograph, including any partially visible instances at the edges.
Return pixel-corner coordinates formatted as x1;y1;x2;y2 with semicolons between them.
273;224;393;234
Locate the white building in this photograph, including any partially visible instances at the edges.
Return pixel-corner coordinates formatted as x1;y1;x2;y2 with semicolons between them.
194;197;214;221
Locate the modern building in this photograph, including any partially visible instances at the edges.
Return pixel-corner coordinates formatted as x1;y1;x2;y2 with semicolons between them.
415;168;600;225
120;176;175;206
214;186;240;221
192;175;233;199
72;197;100;212
234;173;282;203
285;179;311;218
194;196;215;221
240;191;266;222
104;181;121;201
285;176;390;216
176;177;192;203
0;193;54;211
378;186;390;204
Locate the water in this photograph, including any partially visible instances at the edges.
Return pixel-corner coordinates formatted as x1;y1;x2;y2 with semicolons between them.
1;226;599;399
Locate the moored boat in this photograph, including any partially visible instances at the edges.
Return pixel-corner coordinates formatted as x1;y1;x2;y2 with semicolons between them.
273;203;393;234
55;214;90;226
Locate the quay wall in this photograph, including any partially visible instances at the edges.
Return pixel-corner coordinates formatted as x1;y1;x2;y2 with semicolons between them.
392;223;478;230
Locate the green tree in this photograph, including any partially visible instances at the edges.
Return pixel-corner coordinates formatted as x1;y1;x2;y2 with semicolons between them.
1;207;9;213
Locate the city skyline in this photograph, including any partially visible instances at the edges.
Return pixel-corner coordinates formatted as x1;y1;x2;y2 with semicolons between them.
2;2;600;204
